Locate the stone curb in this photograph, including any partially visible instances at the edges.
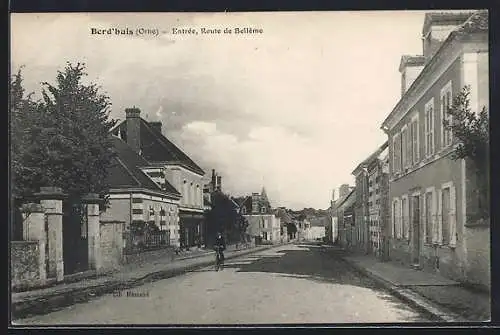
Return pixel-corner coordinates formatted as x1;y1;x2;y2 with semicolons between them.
12;243;284;320
341;257;467;323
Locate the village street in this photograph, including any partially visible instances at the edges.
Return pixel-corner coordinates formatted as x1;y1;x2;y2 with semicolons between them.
15;243;432;325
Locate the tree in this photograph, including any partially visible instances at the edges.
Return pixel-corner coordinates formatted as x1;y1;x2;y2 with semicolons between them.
10;62;117;205
206;191;248;245
443;85;489;220
10;67;39;200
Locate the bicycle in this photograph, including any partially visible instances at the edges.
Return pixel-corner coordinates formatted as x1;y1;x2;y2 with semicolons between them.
214;245;225;271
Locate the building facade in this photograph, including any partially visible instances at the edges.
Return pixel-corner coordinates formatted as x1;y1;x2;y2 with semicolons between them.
101;136;182;248
111;108;206;249
238;187;281;244
367;145;390;259
335;187;356;249
380;11;489;288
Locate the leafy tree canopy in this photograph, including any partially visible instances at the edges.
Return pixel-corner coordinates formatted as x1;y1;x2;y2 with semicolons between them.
10;62;117;203
444;85;489;220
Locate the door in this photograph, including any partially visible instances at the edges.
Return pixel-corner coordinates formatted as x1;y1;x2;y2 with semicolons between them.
411;195;420;265
63;202;89;275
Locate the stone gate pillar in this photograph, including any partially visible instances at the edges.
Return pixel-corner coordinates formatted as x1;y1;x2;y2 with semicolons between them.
36;187;66;281
82;193;102;272
20;203;47;282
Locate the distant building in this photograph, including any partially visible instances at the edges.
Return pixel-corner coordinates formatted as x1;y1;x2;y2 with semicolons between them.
351;141;389;256
236;187;281;243
334;186;356;249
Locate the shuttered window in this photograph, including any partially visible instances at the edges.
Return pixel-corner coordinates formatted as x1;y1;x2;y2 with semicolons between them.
424;190;435;244
402;196;409;240
425;99;435;157
392;133;402;174
401;126;408;169
441;81;453;148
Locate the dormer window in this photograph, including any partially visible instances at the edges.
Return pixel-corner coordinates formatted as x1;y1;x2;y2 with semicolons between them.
261;207;266;213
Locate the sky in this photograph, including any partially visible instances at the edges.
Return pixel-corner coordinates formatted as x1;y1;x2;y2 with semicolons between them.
10;11;426;210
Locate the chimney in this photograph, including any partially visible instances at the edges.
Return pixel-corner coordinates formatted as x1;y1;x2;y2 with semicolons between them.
422;11;474;62
216;176;222;191
339;184;350;198
331;189;336;201
125;107;141;153
211;169;216;191
399;55;425;96
149;121;162;134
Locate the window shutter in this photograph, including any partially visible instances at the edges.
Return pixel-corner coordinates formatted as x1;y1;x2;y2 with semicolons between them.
447;91;453;144
422;193;427;240
398;200;403;239
415;118;420;162
431;107;435;154
404;198;410;240
392;201;396;238
437;189;443;244
450;185;457;247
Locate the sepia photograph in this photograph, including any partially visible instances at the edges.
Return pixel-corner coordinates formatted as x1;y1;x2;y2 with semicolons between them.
9;9;490;326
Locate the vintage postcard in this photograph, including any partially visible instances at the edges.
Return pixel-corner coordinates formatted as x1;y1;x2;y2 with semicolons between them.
9;10;490;326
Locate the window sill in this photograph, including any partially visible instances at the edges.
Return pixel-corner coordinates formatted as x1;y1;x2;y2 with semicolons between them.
391;148;458;182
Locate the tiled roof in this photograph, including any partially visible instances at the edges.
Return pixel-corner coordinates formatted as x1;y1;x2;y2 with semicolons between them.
114;118;205;176
107;136;181;196
352;141;389;175
334;189;356;210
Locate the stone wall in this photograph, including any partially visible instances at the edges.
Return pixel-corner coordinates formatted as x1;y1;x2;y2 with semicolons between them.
11;241;42;289
464;224;490;290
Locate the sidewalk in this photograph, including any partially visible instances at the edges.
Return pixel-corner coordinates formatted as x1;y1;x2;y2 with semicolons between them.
12;243;285;320
342;254;491;322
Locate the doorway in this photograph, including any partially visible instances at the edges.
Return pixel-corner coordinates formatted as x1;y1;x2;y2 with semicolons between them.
411;194;421;265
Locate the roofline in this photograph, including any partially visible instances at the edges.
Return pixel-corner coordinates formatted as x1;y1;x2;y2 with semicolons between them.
381;26;469;130
114;156;142;188
335;189;356;208
351;141;389;176
141;120;206;175
107;187;182;200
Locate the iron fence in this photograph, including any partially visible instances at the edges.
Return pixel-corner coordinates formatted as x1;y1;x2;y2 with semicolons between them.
123;229;171;254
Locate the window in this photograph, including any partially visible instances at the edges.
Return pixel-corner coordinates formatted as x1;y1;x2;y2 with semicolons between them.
392;133;402;174
411;114;420;164
401;126;408;169
183;180;188;204
402;196;409;240
424;189;435;244
440;183;457;246
241;207;246;214
441;81;453;148
392;198;402;239
261;207;266;213
149;206;155;223
425;99;435;157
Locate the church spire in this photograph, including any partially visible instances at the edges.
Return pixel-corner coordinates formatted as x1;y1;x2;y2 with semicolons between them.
261;186;268;201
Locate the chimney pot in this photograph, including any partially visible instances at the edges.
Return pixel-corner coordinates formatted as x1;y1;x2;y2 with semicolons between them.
125;107;141;118
149;121;162;133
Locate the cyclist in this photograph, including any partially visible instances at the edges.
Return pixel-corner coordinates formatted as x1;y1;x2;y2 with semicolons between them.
214;232;226;270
